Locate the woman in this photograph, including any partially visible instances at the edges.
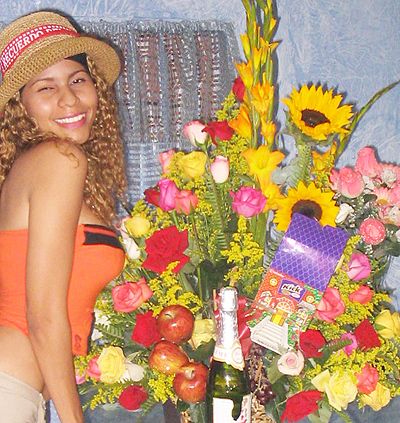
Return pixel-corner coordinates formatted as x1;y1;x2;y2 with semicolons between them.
0;11;127;423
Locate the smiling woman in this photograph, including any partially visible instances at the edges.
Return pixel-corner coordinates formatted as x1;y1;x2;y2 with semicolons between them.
0;10;127;423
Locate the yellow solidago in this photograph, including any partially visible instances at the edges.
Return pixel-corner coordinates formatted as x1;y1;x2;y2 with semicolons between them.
148;371;175;403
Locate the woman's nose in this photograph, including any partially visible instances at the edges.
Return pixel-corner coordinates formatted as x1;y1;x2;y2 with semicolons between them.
57;85;79;107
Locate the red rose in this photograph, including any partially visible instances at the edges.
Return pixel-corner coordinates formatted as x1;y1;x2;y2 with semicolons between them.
144;187;160;207
281;390;322;423
232;76;245;102
131;311;162;347
203;120;234;145
142;226;189;274
118;385;149;411
354;319;381;350
299;329;326;358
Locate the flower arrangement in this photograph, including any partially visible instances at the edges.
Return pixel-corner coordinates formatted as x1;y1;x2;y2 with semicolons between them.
74;0;400;422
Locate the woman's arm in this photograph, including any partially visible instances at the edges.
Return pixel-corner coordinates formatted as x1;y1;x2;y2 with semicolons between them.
25;141;87;423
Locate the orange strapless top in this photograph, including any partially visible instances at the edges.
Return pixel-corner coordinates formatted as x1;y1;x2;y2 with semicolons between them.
0;224;125;356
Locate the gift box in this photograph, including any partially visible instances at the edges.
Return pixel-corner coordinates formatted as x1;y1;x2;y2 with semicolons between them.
250;213;349;352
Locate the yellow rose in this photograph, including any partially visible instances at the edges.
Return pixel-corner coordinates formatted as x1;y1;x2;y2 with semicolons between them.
178;151;207;179
98;346;126;384
361;382;391;411
375;309;400;339
190;318;216;349
312;370;357;411
124;213;150;238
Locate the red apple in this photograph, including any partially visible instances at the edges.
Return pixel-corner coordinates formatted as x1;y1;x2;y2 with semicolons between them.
156;304;195;344
173;362;208;403
148;340;189;375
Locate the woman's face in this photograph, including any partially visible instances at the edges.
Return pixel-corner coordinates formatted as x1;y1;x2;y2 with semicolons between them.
21;58;98;144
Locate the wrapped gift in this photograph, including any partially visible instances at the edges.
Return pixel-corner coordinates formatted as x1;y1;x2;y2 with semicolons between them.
250;213;348;352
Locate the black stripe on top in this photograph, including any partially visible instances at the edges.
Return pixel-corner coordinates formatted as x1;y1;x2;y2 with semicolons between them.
83;224;124;250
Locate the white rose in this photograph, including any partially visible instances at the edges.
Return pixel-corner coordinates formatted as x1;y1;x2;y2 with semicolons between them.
183;120;208;146
335;203;354;224
91;308;110;341
121;237;141;260
277;350;305;376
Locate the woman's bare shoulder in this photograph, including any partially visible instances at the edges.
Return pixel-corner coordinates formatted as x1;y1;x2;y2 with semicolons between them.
16;140;88;181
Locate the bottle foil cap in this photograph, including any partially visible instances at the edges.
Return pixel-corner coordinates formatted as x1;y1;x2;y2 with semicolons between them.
219;287;238;312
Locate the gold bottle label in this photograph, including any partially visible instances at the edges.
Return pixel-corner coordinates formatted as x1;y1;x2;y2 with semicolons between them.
213;394;252;423
212;339;244;371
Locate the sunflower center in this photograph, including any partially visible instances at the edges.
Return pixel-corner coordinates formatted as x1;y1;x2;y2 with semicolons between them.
301;109;330;128
291;200;323;221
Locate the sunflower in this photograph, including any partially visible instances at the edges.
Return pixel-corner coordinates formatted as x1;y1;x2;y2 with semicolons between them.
282;85;353;141
274;181;339;231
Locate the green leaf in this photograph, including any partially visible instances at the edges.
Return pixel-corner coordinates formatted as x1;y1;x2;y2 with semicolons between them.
267;354;284;384
188;401;207;423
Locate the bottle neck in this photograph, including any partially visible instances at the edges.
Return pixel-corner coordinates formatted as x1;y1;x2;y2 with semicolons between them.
216;309;240;348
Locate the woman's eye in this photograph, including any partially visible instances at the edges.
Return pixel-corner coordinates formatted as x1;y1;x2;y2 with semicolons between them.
38;86;53;92
72;77;86;84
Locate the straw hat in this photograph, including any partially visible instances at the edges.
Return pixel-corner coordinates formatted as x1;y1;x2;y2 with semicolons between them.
0;11;121;111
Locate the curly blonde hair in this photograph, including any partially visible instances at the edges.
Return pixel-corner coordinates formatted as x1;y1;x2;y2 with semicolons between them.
0;57;127;225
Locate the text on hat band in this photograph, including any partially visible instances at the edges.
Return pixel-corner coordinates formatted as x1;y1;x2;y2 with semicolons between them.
0;24;79;76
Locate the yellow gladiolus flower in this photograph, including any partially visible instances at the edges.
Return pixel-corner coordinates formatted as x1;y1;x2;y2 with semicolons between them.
312;143;337;172
228;105;252;140
124;213;151;238
361;383;391;411
178;151;207;179
251;81;274;117
98;346;126;384
252;46;262;71
240;33;251;59
260;119;276;146
235;60;254;90
375;309;400;339
242;145;284;191
262;181;284;211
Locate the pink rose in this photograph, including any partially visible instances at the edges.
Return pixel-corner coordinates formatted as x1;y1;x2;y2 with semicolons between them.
356;363;379;394
346;252;372;281
337;167;364;198
355;147;381;177
183;120;208;146
230;186;267;217
277;350;305;376
75;371;86;385
158;178;180;211
86;355;101;381
359;218;386;245
329;168;339;191
210;155;230;183
340;332;358;356
315;287;346;323
112;278;153;313
159;149;175;174
174;190;199;214
349;285;374;304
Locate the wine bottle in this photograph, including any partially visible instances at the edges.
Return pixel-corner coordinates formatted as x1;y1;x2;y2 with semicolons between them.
206;286;251;423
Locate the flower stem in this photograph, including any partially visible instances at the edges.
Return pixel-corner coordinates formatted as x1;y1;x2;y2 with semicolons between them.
210;176;229;251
